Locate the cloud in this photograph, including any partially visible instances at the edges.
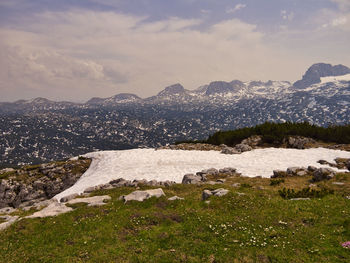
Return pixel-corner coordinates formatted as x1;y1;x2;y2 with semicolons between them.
331;0;350;11
281;10;294;21
226;4;246;14
0;8;344;102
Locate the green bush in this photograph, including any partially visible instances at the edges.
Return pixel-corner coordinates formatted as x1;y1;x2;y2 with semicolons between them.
270;179;285;186
278;187;334;199
204;122;350;146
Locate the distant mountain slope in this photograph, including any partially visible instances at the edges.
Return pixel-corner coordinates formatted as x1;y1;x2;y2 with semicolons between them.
0;63;349;166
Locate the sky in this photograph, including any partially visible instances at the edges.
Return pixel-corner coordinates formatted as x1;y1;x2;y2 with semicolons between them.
0;0;350;102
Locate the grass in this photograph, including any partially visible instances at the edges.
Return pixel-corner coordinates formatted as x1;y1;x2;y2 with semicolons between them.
0;174;350;262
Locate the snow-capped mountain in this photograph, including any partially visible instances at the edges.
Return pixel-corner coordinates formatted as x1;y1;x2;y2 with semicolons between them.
1;63;349;166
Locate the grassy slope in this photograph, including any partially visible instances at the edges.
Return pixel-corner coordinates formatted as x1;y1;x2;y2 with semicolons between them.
1;174;350;263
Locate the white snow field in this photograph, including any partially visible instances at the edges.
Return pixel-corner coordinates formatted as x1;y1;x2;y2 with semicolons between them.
54;148;350;200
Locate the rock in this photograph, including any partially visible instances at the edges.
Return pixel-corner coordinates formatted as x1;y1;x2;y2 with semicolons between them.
202;190;213;200
287;167;299;175
234;143;252;153
232;183;241;188
212;188;229;197
332;182;345;185
221;147;240;155
67;195;111;206
168;196;184;201
318;160;329;165
182;174;202;184
289;198;311;201
219;167;237;174
121;188;165;203
296;171;307;176
60;193;79;203
0;215;19;231
312;168;335;182
287;136;315;149
201;168;219;175
241;135;262;147
26;201;73;218
216;179;226;183
147;180;159;186
272;170;287;178
202;188;229;200
84;186;97;193
346;160;350;170
308;166;318;172
0;207;16;214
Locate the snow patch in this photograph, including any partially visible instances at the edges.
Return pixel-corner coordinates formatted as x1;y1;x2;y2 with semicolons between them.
54;148;350;201
320;74;350;84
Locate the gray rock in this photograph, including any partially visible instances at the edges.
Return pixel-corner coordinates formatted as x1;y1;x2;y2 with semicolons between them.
219;167;236;174
296;171;307;176
121;188;165;203
272;170;287;178
241;136;262;147
26;201;73;218
182;174;202;184
290;198;311;201
221;147;240;155
84;186;97;193
287;136;315;149
307;166;318;172
232;183;241;188
168;196;184;201
212;188;229;197
287;167;299;175
0;215;19;231
67;195;111;207
202;190;213;200
0;207;16;214
201;168;219;175
216;179;226;183
234;143;252;153
60;193;79;203
312;168;335;182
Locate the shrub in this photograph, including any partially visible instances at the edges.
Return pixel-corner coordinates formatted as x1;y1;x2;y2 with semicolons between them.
278;187;334;199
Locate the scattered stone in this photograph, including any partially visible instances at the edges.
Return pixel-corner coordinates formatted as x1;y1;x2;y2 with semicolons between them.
219;167;236;174
201;168;219;175
121;188;165;203
168;196;184;201
232;183;241;188
84;186;98;193
241;135;262;147
289;198;311;201
318;160;329;165
67;195;111;207
216;179;226;183
297;171;307;176
287;167;299;175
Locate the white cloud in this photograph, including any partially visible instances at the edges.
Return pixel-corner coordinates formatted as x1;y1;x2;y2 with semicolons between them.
226;4;246;14
0;9;342;101
281;10;294;21
331;0;350;11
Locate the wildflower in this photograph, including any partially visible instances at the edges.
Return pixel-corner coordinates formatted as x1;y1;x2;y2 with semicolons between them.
342;241;350;249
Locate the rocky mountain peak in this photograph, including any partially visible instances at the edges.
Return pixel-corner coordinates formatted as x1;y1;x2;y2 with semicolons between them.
157;84;186;96
293;63;350;89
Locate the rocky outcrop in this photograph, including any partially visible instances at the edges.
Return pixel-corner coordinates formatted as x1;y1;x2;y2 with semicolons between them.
312;168;335;182
0;158;91;209
285;136;316;149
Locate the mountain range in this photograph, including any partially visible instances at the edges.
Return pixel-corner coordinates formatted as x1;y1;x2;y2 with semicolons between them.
1;63;349;166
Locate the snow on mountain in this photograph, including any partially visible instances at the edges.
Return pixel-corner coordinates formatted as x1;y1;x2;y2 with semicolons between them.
54;147;350;200
320;74;350;84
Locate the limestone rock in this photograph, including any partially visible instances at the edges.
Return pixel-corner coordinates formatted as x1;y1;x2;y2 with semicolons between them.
168;196;184;201
312;168;335;182
67;195;111;207
121;188;165;203
221;147;240;155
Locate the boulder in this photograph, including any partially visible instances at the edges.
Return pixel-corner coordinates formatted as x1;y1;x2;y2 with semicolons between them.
26;201;73;218
287;167;299;175
307;166;318;172
201;168;219;175
67;195;111;206
219;167;237;174
182;174;203;184
287;136;315;149
272;170;287;178
234;144;252;153
312;168;335;182
240;135;262;147
202;188;229;200
221;147;240;155
121;188;165;203
60;193;79;203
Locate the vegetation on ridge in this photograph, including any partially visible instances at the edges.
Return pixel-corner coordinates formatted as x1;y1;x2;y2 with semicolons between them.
203;122;350;146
